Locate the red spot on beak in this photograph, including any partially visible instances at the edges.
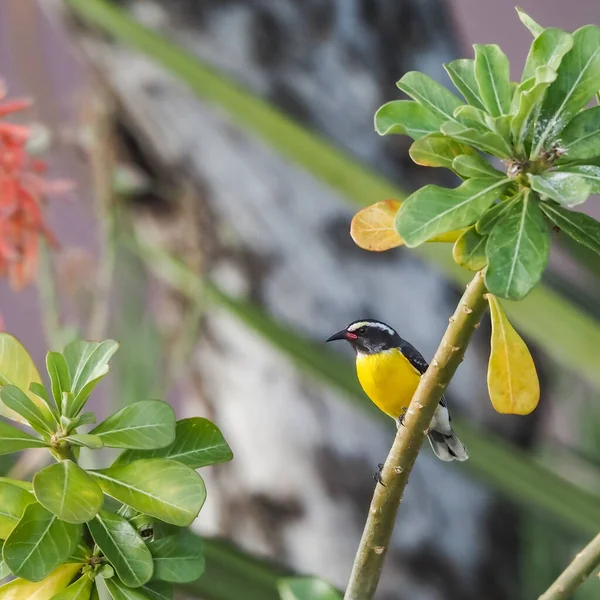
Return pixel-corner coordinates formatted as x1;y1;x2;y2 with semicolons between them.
346;332;358;340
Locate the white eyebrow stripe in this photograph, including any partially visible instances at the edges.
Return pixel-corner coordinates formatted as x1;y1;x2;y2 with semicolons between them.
347;321;396;335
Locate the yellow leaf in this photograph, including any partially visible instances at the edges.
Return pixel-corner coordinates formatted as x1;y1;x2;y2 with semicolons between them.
350;199;404;252
487;294;540;415
0;334;52;426
0;563;80;600
350;200;463;251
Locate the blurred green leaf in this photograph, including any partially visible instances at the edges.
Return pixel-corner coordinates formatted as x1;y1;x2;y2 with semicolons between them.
444;59;486;110
64;434;104;449
486;190;549;300
396;71;463;123
558;106;600;162
148;530;204;583
396;178;511;246
0;477;32;492
0;563;81;600
114;417;232;468
452;153;504;179
63;340;119;417
556;165;600;192
0;420;49;455
3;503;81;581
0;385;55;437
88;510;153;588
103;577;149;600
90;459;205;527
539;202;600;256
90;401;175;450
373;100;442;139
533;25;600;159
522;28;573;81
452;227;487;271
529;171;592;207
476;196;520;234
46;352;71;414
278;577;341;600
0;560;8;582
33;460;103;524
474;44;512;117
74;413;97;428
50;576;93;600
440;120;512;157
516;7;544;37
409;135;475;171
0;334;52;426
0;481;35;538
140;582;173;600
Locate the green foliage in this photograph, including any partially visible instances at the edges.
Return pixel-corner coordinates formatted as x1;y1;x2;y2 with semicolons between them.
376;9;600;301
0;336;232;598
278;577;342;600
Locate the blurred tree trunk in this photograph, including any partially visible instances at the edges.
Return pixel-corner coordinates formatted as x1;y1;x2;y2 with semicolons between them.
47;1;540;598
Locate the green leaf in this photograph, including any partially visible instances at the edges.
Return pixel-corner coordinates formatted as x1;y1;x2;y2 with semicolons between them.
87;510;153;588
3;502;81;581
522;28;573;81
114;417;233;469
511;67;557;154
516;7;544;38
0;564;81;599
0;560;9;582
33;460;104;524
408;134;475;171
476;197;520;234
452;154;504;179
0;477;32;492
474;44;512;117
528;171;593;208
50;576;93;600
395;177;511;247
67;543;92;564
0;420;49;455
452;227;488;271
63;340;119;417
139;582;173;600
46;352;71;414
90;459;205;526
0;334;54;426
485;190;550;300
0;385;55;436
29;383;49;404
89;401;175;450
73;413;97;428
148;531;204;583
278;577;341;600
440;121;512;158
396;71;463;124
64;434;104;449
444;59;486;110
453;105;489;129
373;100;442;139
532;25;600;159
102;577;149;600
558;106;600;162
0;481;35;538
539;201;600;256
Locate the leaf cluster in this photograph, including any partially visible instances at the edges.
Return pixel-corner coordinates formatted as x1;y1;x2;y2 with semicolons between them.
373;8;600;301
0;334;233;599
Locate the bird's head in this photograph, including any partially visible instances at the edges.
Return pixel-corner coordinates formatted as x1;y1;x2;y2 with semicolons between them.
326;319;401;355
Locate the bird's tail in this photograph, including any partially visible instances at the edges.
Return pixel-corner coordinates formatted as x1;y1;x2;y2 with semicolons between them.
427;429;469;462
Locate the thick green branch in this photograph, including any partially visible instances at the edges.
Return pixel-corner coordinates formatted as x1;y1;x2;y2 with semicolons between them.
344;271;488;600
538;532;600;600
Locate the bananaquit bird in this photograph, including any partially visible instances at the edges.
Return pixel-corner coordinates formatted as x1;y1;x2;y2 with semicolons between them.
326;319;468;462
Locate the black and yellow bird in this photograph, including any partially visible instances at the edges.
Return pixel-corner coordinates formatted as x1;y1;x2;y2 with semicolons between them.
326;319;468;462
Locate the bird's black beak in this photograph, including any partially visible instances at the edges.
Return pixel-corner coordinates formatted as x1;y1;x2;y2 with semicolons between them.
326;329;348;343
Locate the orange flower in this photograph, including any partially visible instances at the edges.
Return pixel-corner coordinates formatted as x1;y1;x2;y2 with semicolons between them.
0;81;64;291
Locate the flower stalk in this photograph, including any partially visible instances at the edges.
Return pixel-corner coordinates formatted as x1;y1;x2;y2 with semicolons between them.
344;270;488;600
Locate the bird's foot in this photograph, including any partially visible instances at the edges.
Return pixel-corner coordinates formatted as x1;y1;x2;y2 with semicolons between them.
396;407;408;429
373;463;386;487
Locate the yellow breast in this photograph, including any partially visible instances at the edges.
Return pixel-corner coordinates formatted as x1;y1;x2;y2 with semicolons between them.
356;349;422;419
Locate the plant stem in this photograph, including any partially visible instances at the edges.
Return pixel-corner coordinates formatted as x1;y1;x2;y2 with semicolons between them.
538;532;600;600
344;271;488;600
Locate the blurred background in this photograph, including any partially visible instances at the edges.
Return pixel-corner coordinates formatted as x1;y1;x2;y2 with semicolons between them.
1;1;600;599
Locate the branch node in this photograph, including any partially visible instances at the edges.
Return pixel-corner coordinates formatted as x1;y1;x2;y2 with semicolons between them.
463;306;473;314
373;546;385;555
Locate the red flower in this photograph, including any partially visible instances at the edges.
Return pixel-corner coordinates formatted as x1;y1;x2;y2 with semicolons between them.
0;81;65;290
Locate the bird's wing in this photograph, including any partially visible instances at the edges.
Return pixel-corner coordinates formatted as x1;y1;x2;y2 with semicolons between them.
398;339;429;374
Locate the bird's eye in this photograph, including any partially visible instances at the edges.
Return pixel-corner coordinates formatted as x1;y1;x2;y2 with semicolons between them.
357;327;367;335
